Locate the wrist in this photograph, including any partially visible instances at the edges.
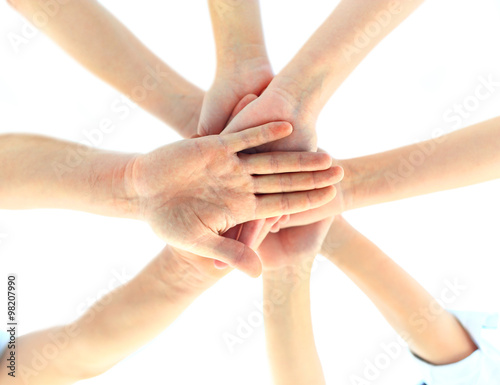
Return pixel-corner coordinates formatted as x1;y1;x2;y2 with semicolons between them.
153;246;223;300
339;154;391;212
152;245;217;302
263;268;311;310
75;150;142;220
263;261;313;290
152;81;205;138
320;216;359;265
266;75;322;124
217;42;270;70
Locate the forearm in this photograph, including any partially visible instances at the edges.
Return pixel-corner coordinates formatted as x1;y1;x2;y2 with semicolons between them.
321;217;477;365
66;246;221;378
208;0;269;73
0;134;136;218
8;0;203;138
0;247;224;384
345;116;500;210
263;269;325;385
270;0;424;115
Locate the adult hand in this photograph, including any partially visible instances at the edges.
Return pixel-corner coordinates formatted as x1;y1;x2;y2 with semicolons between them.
126;122;338;277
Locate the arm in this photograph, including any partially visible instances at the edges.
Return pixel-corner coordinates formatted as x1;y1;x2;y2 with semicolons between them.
321;216;477;365
263;269;325;385
198;0;272;136
222;0;425;151
0;129;340;276
271;0;426;117
0;245;229;385
7;0;203;138
286;116;500;227
258;219;333;385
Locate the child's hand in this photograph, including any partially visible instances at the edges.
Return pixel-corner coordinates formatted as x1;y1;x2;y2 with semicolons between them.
257;218;334;278
198;58;273;137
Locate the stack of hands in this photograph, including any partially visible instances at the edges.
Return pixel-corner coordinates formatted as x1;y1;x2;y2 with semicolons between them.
2;0;500;384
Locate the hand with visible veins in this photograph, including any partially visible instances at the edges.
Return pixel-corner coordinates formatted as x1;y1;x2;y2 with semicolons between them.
125;122;338;277
0;126;339;277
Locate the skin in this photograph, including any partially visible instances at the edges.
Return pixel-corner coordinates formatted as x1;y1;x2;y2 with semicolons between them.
259;218;333;385
321;216;478;365
0;245;231;385
263;216;478;384
0;126;342;277
222;0;426;150
6;0;204;138
221;0;425;241
284;116;500;228
199;0;273;136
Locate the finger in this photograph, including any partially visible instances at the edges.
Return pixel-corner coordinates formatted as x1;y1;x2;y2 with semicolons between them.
197;93;236;136
270;214;288;233
238;219;267;248
216;225;245;269
226;94;258;126
279;215;290;226
281;201;336;229
223;224;243;241
252;166;343;193
255;186;337;219
241;151;332;174
222;121;293;154
214;259;229;269
193;233;262;278
270;221;281;233
251;217;279;250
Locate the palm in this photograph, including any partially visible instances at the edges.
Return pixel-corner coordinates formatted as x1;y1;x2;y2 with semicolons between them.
257;218;334;271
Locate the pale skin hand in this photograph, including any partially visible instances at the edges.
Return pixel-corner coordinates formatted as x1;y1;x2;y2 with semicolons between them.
198;0;273;136
258;218;333;385
222;0;424;240
0;245;230;385
128;122;340;277
284;116;500;228
321;216;478;365
222;0;426;151
0;127;338;277
7;0;203;138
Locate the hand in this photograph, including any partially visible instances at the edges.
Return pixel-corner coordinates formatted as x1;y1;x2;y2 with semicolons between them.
162;245;234;292
221;85;319;152
198;58;273;136
275;155;348;229
257;217;335;275
126;122;338;277
219;87;324;246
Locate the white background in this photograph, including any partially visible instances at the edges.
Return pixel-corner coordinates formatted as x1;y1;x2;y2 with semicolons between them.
1;1;500;384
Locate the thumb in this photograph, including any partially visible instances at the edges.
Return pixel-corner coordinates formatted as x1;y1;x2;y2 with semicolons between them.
193;233;262;278
197;93;236;137
225;94;258;127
